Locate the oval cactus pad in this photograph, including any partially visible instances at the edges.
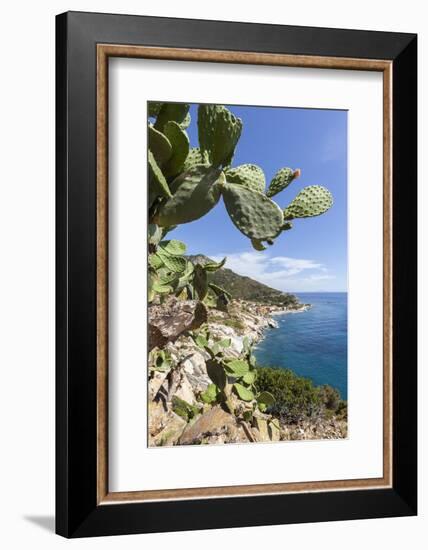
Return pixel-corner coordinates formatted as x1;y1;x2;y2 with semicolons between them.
156;165;224;226
283;185;333;219
222;183;284;240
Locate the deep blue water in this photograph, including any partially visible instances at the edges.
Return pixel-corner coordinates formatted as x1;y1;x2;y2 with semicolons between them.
254;293;348;399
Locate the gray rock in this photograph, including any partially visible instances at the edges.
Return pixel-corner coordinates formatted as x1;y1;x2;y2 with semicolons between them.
179;406;250;445
181;351;211;392
148;400;187;447
148;298;207;351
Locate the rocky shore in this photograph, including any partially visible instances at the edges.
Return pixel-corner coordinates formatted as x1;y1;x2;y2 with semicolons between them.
148;297;347;446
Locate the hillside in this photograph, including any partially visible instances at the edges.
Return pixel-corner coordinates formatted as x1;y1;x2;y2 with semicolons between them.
187;254;300;307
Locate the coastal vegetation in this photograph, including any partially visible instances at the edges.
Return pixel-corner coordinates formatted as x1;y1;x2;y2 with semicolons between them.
147;101;343;446
255;366;347;424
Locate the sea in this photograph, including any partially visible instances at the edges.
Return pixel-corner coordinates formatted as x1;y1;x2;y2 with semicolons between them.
254;292;348;400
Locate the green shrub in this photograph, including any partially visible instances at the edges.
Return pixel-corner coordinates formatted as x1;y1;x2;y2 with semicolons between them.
317;384;341;411
255;366;346;424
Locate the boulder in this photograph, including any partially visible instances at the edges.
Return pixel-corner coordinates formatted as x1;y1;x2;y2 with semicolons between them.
181;351;211;392
148;298;207;351
148;369;170;400
148;400;187;447
179;406;250;445
160;367;196;405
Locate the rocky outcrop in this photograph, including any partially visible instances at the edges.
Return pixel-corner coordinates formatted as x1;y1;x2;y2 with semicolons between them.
148;297;345;447
149;298;207;351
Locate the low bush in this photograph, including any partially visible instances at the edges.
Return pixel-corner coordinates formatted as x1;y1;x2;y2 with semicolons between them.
255;366;347;424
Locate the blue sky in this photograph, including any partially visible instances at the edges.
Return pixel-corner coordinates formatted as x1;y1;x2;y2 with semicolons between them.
170;104;348;293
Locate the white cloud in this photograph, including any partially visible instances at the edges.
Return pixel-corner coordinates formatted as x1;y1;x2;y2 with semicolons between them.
210;251;336;292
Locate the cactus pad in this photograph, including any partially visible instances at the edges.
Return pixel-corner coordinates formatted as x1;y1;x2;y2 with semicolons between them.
162;121;190;178
158;239;186;256
283;185;333;219
179;112;191;129
251;238;267;251
183;147;209;172
156;248;187;272
266;167;300;197
148;150;172;199
198;104;242;167
222;183;284;240
155;165;224;226
154;103;190;132
148;101;163;118
225;164;266;193
148;124;172;166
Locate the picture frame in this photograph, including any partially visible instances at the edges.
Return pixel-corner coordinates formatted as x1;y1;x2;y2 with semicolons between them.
56;11;417;538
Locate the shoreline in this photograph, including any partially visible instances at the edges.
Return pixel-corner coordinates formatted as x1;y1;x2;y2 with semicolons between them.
148;296;347;446
269;304;311;316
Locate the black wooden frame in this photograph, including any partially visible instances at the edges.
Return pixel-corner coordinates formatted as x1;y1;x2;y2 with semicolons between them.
56;11;417;538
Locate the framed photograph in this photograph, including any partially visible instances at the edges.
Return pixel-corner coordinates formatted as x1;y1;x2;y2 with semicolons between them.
56;11;417;538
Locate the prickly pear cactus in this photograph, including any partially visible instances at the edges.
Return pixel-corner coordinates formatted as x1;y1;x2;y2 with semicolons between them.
198;104;242;167
222;183;284;240
148;150;172;202
148;124;172;166
148;102;163;118
251;238;267;251
182;147;208;172
266;167;301;197
283;185;333;219
225;164;266;193
154;102;190;132
148;101;334;309
162;121;190;178
155;165;224;226
156;249;187;272
179;112;191;129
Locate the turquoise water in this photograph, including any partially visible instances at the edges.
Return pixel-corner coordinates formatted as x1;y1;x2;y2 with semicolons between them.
254;292;348;399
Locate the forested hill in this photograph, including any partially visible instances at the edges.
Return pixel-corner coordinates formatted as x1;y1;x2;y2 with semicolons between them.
187;255;300;307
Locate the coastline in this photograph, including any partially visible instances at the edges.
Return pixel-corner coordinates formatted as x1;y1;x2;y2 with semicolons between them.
148;296;347;446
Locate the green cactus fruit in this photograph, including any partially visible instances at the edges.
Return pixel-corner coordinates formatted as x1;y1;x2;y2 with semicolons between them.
162;121;190;178
225;164;266;193
266;167;301;197
158;239;186;256
155;165;224;226
283;185;333;219
222;183;284;240
281;221;293;231
156;248;186;272
180;112;191;129
251;239;267;251
182;147;209;172
148;124;172;166
148;101;163;118
154;102;190;132
148;150;172;199
198;104;242;167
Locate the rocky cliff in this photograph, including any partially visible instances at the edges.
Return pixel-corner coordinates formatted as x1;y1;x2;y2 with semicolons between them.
148;297;346;446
